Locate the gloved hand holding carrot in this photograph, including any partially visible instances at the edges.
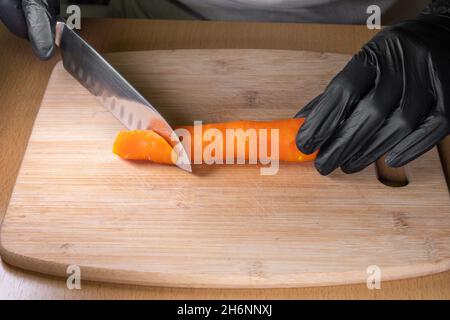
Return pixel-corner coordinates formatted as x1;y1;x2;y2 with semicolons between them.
296;0;450;175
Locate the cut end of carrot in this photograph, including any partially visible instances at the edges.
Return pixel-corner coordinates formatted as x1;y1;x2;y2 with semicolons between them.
113;130;176;165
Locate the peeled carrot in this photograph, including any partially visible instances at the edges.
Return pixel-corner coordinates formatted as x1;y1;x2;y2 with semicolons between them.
177;118;316;163
113;130;176;165
113;118;317;165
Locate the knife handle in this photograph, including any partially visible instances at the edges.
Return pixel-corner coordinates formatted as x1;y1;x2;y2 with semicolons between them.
55;21;66;47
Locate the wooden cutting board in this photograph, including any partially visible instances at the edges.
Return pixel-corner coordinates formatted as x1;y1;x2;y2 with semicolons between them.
1;50;449;288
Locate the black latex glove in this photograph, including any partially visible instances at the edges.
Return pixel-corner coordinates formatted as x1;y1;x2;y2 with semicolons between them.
295;1;450;175
0;0;60;60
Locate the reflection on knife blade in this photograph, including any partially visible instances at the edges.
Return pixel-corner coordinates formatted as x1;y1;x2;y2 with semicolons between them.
55;22;192;173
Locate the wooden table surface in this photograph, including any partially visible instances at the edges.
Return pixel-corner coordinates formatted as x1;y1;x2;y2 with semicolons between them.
0;18;449;299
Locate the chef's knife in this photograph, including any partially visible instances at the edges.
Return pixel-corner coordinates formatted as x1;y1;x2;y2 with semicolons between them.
55;22;192;172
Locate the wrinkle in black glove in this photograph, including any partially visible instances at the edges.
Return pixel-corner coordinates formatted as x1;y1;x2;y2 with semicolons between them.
0;0;60;60
296;2;450;176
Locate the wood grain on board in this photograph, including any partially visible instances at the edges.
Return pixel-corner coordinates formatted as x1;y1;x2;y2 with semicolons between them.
1;50;449;288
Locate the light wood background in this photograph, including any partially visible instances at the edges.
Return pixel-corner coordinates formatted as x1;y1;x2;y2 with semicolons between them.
0;19;449;299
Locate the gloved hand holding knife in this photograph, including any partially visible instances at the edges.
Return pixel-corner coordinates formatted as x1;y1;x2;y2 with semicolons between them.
0;0;194;173
0;0;59;60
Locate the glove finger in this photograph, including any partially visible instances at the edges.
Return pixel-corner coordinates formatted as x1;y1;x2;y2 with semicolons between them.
313;70;401;176
0;0;28;38
342;82;434;173
294;94;323;119
296;49;377;155
341;110;426;174
22;0;57;60
385;113;449;168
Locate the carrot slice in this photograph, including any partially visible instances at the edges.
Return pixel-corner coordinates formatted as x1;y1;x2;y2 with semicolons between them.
113;118;317;165
113;130;176;165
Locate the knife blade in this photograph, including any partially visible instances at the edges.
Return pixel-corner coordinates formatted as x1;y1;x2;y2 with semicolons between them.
54;22;192;173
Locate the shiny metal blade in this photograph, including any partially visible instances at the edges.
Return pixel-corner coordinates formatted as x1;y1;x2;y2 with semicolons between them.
55;22;192;172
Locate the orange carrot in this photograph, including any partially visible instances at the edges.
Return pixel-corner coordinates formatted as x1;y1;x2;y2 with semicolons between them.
113;118;317;165
177;118;316;163
113;130;176;165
